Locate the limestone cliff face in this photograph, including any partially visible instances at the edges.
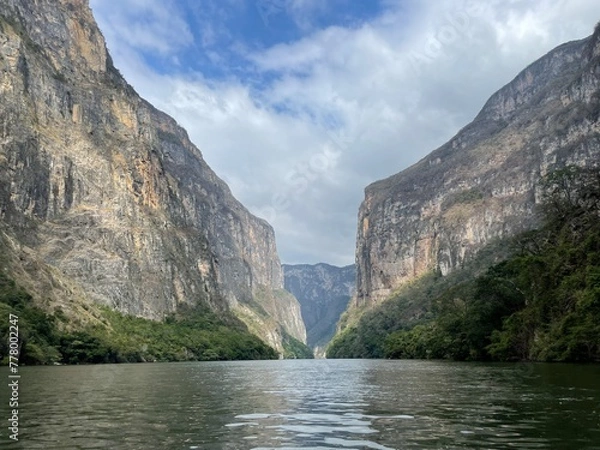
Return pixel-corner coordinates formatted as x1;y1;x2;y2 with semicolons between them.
356;27;600;306
0;0;305;351
283;263;355;353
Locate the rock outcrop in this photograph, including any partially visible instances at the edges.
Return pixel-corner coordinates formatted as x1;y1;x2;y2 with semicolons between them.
356;25;600;306
283;263;354;354
0;0;305;352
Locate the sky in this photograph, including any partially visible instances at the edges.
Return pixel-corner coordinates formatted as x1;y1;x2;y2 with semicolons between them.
88;0;600;266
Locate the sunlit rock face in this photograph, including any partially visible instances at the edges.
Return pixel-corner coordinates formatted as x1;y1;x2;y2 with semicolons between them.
356;27;600;306
0;0;305;351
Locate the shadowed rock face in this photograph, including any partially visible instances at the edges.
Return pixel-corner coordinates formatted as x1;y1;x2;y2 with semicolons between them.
356;26;600;307
283;263;355;353
0;0;305;351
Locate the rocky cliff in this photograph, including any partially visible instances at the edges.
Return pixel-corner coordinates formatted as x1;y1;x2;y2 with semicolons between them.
0;0;305;352
356;25;600;306
283;263;354;353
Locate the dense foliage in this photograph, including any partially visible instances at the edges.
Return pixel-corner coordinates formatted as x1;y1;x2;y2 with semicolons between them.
0;276;62;365
329;167;600;362
282;331;315;359
0;284;279;364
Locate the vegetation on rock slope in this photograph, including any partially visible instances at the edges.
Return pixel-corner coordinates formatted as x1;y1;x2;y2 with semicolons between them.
282;331;315;359
328;167;600;362
0;281;279;365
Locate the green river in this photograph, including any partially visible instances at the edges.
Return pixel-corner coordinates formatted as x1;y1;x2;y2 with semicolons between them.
1;359;599;449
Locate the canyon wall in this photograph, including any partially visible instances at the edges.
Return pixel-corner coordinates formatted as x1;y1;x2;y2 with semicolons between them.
356;27;600;306
0;0;305;351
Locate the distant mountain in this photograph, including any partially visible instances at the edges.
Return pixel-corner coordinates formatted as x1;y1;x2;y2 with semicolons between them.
283;263;355;353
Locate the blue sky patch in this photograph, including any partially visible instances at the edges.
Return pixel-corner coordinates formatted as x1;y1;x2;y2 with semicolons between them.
138;0;387;81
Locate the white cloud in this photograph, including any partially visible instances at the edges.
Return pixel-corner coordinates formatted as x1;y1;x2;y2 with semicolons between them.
90;0;193;55
90;0;600;265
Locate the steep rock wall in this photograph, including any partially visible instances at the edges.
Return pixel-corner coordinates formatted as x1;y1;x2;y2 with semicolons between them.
356;29;600;306
0;0;305;350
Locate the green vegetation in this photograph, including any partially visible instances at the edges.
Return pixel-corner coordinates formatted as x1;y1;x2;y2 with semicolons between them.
0;283;278;365
327;239;512;359
0;276;62;365
329;166;600;362
282;331;314;359
327;271;458;359
442;187;484;209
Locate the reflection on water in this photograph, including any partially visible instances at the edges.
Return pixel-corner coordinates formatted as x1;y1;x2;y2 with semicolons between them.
0;359;599;449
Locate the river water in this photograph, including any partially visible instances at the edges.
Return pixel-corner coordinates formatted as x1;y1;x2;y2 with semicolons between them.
0;359;599;449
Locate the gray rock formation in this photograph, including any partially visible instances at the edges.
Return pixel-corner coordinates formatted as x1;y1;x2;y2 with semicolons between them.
0;0;305;352
355;25;600;307
283;263;355;353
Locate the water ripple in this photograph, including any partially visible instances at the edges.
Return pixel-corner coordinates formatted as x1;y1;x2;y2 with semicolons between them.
228;410;418;449
1;360;599;449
